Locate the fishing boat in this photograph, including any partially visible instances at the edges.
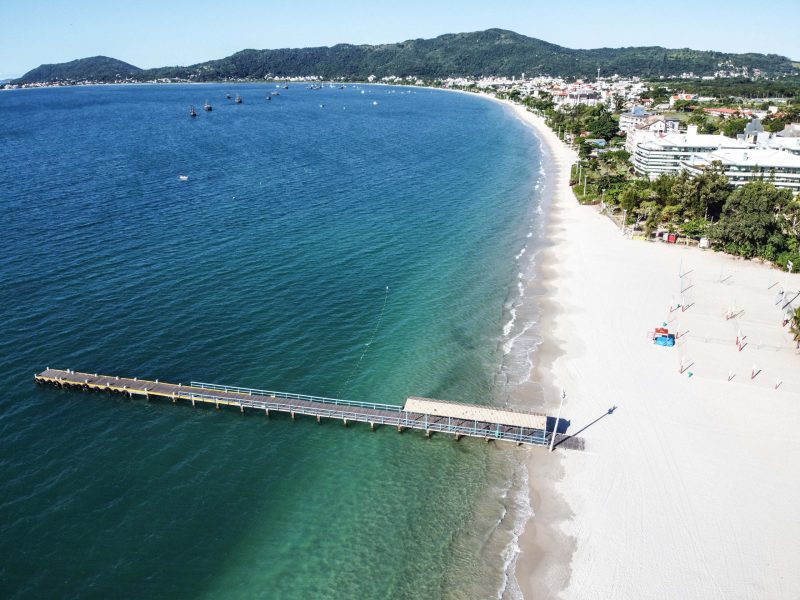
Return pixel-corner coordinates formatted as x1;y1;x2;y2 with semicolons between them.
235;95;242;104
204;101;212;112
226;93;231;99
266;96;271;101
189;105;197;117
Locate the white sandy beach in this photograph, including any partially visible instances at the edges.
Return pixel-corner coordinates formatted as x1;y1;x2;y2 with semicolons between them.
496;100;800;599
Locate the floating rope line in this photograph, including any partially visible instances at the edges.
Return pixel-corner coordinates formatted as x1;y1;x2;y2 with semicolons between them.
338;286;389;397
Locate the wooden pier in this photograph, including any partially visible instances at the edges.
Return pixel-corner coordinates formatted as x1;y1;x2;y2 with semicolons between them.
34;368;583;450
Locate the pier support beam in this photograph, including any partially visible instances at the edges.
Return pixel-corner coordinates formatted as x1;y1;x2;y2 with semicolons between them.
454;433;462;441
264;408;269;417
425;430;431;438
343;419;349;427
240;404;244;413
316;415;321;424
291;412;296;420
397;425;404;433
370;422;375;431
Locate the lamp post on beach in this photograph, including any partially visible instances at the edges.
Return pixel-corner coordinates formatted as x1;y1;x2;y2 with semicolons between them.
550;389;566;452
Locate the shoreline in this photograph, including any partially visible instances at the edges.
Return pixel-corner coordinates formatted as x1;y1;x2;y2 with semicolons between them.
486;97;800;598
453;90;580;598
497;101;580;598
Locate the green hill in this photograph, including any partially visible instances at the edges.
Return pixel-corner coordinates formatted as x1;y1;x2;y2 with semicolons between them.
14;30;797;84
15;56;141;83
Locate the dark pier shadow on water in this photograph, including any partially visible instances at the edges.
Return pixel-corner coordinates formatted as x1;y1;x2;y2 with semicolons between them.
553;406;617;449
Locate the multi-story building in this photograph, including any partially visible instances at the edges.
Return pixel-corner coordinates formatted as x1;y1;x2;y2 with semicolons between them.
624;115;682;153
618;106;650;134
631;125;752;178
681;148;800;194
766;136;800;156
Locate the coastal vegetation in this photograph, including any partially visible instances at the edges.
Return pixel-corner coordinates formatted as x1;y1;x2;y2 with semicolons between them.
13;29;798;85
570;158;800;270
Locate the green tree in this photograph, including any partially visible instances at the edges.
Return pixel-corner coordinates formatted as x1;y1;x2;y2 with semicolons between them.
650;173;680;207
672;99;693;112
636;200;661;235
789;307;800;349
673;165;732;220
587;108;618;140
713;181;792;257
719;117;750;138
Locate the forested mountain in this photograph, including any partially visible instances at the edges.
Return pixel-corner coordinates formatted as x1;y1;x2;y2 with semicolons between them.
15;56;142;83
14;29;797;84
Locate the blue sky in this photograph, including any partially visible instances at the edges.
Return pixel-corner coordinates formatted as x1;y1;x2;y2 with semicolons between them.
2;0;798;78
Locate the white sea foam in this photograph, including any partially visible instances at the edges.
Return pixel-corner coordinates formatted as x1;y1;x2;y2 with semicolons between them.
502;307;517;337
496;460;533;600
502;319;535;356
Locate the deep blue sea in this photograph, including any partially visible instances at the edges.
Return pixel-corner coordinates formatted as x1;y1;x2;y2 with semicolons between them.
0;83;544;599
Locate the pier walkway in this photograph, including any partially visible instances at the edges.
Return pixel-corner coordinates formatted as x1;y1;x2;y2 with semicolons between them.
34;369;583;450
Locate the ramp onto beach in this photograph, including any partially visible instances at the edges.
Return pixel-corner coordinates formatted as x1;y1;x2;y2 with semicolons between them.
34;368;584;450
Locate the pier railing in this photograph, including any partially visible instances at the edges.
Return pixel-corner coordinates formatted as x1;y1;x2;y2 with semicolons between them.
185;390;549;445
190;381;404;412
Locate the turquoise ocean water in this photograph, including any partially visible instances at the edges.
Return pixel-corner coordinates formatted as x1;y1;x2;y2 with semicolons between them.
0;84;543;599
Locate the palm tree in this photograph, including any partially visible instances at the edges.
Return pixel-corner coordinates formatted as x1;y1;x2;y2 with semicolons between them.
790;307;800;350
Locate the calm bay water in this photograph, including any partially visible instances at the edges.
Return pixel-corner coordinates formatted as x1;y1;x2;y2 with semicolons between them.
0;83;542;599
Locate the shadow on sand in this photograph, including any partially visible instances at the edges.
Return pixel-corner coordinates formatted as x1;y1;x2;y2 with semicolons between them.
553;406;617;449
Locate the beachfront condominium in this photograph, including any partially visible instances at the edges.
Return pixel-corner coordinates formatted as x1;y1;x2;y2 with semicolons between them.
681;148;800;195
631;125;753;179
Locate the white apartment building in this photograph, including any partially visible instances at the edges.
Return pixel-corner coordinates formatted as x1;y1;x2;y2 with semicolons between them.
682;149;800;194
766;136;800;156
631;126;752;178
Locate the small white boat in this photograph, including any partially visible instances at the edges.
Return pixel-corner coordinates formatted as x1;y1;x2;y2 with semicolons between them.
179;175;189;181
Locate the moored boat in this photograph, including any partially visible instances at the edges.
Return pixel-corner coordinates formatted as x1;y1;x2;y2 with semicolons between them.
189;105;197;117
204;101;212;112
